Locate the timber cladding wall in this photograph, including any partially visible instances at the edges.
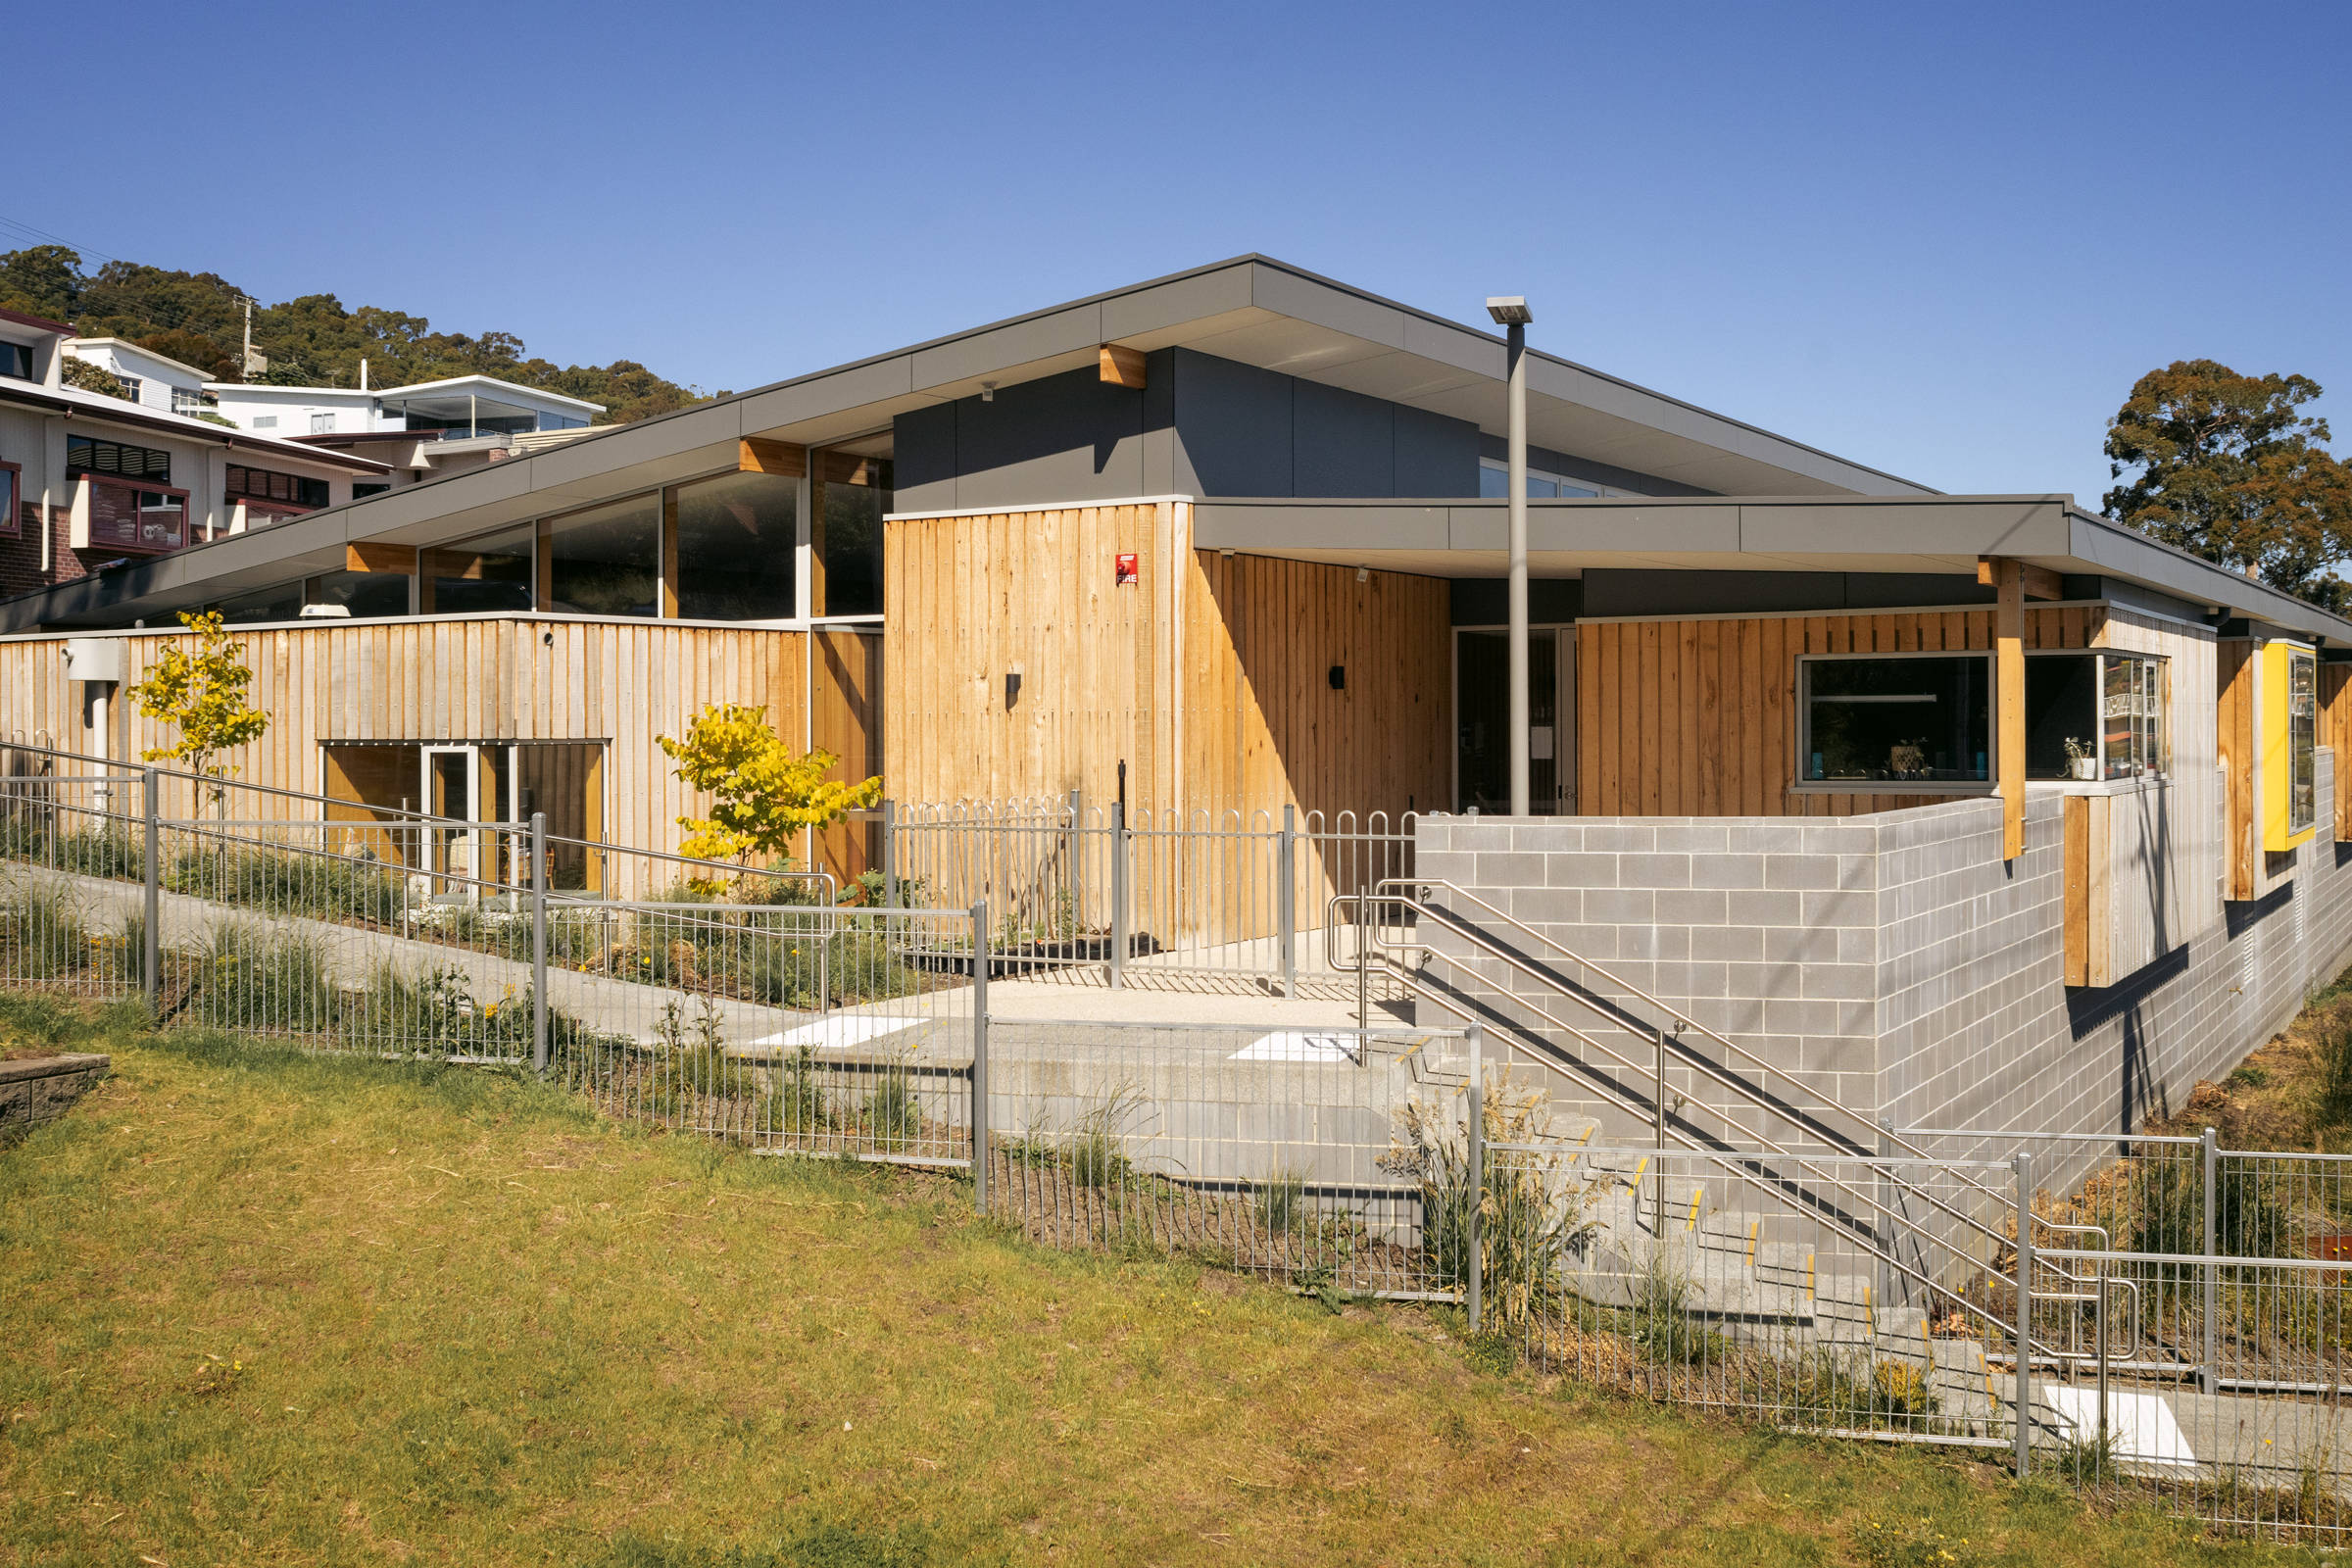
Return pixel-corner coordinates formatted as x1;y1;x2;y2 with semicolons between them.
1574;605;2112;818
0;616;807;868
882;500;1450;820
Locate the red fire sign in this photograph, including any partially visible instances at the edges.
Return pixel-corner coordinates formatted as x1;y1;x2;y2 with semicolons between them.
1114;553;1139;585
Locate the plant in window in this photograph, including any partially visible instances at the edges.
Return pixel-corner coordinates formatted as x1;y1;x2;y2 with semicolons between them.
2063;736;2097;780
125;611;270;818
656;703;881;879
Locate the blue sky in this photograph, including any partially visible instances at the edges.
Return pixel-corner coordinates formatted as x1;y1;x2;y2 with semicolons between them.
5;1;2345;503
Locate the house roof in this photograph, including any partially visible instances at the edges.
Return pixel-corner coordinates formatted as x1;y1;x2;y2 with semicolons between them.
0;379;391;474
8;253;2331;640
0;305;73;336
67;337;214;384
373;375;604;414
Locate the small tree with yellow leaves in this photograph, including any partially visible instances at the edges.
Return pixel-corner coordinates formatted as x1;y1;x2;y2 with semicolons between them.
656;703;881;877
125;611;270;818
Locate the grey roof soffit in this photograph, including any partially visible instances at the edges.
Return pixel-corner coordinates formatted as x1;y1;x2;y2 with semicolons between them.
0;255;1941;628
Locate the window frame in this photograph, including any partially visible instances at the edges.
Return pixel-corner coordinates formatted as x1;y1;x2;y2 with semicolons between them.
74;474;192;556
1795;651;1997;793
0;460;18;538
2020;648;2171;783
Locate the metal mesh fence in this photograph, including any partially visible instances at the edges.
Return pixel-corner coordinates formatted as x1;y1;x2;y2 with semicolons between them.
886;797;1417;1001
5;743;2351;1538
977;1017;1475;1298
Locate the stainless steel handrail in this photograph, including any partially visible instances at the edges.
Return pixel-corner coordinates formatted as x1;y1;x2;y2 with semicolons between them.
1330;881;2081;1362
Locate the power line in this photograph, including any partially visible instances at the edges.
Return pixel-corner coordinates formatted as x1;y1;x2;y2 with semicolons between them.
0;212;297;378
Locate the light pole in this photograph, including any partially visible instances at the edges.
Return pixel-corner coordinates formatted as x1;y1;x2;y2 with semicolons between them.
1487;296;1534;816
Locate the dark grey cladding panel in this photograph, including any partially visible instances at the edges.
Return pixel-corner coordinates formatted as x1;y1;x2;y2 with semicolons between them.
1292;378;1395;497
1451;577;1583;625
890;366;1147;511
1580;568;1994;619
892;401;957;510
1476;433;1712;498
1171;348;1293;497
1395;404;1480;497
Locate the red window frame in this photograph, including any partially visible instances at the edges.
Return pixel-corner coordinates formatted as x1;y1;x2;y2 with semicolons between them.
78;474;192;556
0;460;19;538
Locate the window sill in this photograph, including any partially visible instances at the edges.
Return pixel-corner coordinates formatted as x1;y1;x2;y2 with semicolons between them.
1789;781;1993;797
2026;775;2170;798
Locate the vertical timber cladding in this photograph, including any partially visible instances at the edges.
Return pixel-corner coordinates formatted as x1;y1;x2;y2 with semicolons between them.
0;617;807;886
883;502;1185;809
880;499;1452;820
809;627;882;883
1575;605;2110;817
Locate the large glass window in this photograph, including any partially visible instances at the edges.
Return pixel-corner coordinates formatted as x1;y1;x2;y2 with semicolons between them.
0;461;17;537
1800;657;1990;784
547;494;661;616
0;343;32;380
2025;651;2169;780
673;470;796;620
820;476;885;617
215;581;305;624
2025;654;2098;779
307;569;411;619
423;523;533;613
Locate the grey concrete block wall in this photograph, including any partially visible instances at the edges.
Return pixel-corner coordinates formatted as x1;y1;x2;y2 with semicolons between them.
1420;749;2352;1156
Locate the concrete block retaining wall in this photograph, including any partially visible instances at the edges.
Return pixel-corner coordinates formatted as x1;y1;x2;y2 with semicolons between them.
1417;749;2352;1150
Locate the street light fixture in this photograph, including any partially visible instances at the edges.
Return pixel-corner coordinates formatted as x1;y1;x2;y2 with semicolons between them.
1486;296;1534;816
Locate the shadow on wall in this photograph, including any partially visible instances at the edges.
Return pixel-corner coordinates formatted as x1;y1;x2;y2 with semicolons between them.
2224;880;2294;941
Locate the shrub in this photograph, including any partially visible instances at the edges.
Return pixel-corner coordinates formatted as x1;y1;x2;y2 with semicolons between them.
763;1044;831;1135
863;1067;920;1150
1066;1085;1143;1190
1628;1257;1720;1365
0;879;89;979
1252;1164;1308;1235
60;823;142;881
1381;1072;1596;1327
2317;999;2352;1128
187;920;333;1036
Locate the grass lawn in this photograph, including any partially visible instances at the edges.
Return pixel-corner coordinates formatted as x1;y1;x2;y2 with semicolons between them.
0;999;2318;1566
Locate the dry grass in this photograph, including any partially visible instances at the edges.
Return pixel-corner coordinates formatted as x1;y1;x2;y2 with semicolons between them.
0;999;2315;1567
2145;963;2352;1152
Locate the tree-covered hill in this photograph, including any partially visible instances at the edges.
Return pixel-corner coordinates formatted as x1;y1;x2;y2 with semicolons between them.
0;245;727;424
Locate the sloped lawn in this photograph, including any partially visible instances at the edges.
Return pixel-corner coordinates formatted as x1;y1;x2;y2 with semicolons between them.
0;999;2310;1566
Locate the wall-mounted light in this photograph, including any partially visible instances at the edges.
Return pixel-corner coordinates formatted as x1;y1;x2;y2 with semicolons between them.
1328;664;1347;691
1004;662;1023;708
980;381;998;403
1355;565;1369;583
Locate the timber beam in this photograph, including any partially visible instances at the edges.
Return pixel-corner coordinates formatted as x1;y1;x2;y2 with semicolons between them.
1979;556;2062;602
1099;344;1147;389
1988;556;2027;860
740;437;808;477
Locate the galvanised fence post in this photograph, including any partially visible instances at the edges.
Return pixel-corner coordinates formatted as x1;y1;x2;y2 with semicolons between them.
1108;802;1128;991
1065;788;1082;932
530;811;549;1075
141;766;160;1015
971;899;990;1212
881;800;898;910
1466;1020;1484;1335
2201;1125;2219;1395
1277;805;1297;998
2014;1150;2034;1480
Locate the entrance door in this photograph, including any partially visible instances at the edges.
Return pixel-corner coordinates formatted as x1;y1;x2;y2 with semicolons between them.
422;746;478;895
1454;627;1573;814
